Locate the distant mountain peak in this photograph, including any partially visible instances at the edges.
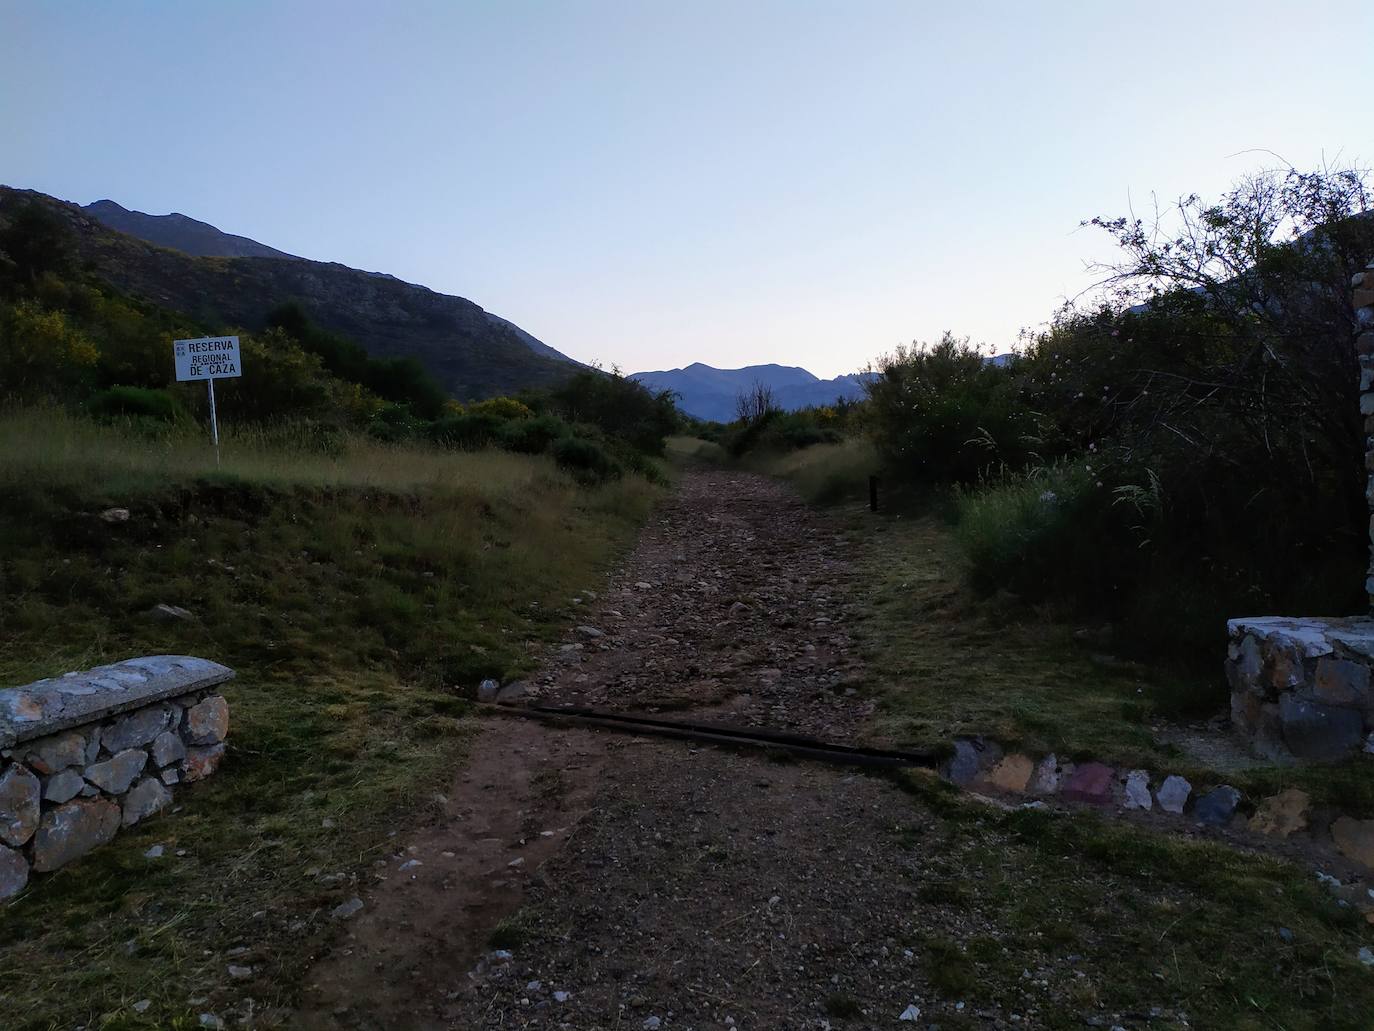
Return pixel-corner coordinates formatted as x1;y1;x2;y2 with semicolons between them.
632;361;869;422
0;186;586;396
81;198;301;260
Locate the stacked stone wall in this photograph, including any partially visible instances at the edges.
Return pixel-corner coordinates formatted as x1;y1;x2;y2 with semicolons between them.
1227;259;1374;761
0;655;232;899
1359;258;1374;603
1227;617;1374;762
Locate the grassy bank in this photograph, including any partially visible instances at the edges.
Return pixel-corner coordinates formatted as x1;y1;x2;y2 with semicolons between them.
855;509;1374;816
717;435;880;506
893;772;1374;1030
0;410;661;1029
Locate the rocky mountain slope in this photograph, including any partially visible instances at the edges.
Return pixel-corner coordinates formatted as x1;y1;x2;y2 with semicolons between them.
631;362;870;422
0;187;580;399
82;199;302;260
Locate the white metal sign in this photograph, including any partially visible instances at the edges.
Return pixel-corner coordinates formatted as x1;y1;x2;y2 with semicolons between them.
173;336;241;382
173;336;243;465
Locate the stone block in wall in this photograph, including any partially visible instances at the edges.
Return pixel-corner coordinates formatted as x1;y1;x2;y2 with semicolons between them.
1227;617;1374;762
0;656;234;899
185;696;229;746
31;798;120;873
0;765;41;846
84;748;148;794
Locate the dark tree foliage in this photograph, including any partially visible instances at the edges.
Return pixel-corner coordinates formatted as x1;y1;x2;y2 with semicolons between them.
546;369;680;455
266;302;448;418
864;333;1029;483
0;200;73;287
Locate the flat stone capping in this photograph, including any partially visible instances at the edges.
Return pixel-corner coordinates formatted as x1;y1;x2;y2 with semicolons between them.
0;655;234;749
1227;617;1374;762
0;656;234;900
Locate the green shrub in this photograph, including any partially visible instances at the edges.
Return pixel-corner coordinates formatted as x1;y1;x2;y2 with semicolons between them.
546;369;679;455
865;332;1028;484
955;462;1117;600
552;436;621;483
86;385;186;423
498;414;567;455
469;396;534;420
426;412;505;450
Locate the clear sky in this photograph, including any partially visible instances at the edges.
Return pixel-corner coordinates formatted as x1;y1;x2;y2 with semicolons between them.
3;1;1371;377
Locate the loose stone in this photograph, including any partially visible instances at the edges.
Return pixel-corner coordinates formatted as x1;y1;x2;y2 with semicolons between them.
1155;775;1191;814
332;897;364;920
1062;762;1115;804
496;681;531;705
1248;788;1310;838
1331;817;1374;869
1194;785;1242;826
1123;770;1152;810
982;753;1033;793
944;737;1002;787
1027;754;1068;796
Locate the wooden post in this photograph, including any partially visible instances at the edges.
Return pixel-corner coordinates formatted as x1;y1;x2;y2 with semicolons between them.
869;475;878;512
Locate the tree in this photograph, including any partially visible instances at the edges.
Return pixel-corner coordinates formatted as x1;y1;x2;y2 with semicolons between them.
0;200;73;289
735;380;778;424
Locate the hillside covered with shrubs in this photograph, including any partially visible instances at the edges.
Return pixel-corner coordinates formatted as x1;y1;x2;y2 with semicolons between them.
0;196;681;483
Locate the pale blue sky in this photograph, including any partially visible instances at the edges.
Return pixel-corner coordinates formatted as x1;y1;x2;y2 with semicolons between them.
3;1;1371;377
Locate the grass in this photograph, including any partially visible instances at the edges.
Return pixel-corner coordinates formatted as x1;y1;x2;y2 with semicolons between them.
684;433;879;506
0;409;662;1029
854;509;1374;814
892;771;1374;1029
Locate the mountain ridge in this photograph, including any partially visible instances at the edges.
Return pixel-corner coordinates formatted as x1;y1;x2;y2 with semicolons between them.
82;199;303;261
632;362;871;422
0;186;583;399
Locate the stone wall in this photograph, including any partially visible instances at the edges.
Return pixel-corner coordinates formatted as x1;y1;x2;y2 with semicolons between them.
1227;617;1374;762
1228;258;1374;760
1359;258;1374;603
0;655;233;900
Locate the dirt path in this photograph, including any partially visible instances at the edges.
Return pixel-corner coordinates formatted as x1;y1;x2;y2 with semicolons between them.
291;468;1374;1031
297;469;918;1029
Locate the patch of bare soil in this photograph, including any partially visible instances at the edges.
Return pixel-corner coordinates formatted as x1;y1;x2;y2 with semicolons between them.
297;717;607;1030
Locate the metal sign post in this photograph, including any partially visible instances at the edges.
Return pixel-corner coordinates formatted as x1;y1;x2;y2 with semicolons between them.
173;336;242;465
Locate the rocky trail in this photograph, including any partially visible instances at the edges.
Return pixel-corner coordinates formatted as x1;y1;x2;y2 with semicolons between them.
295;469;953;1030
290;469;1371;1031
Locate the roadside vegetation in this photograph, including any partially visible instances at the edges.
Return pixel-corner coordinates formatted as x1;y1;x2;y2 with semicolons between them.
0;201;677;1027
0;412;663;1028
715;163;1373;673
891;772;1374;1030
689;164;1374;808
